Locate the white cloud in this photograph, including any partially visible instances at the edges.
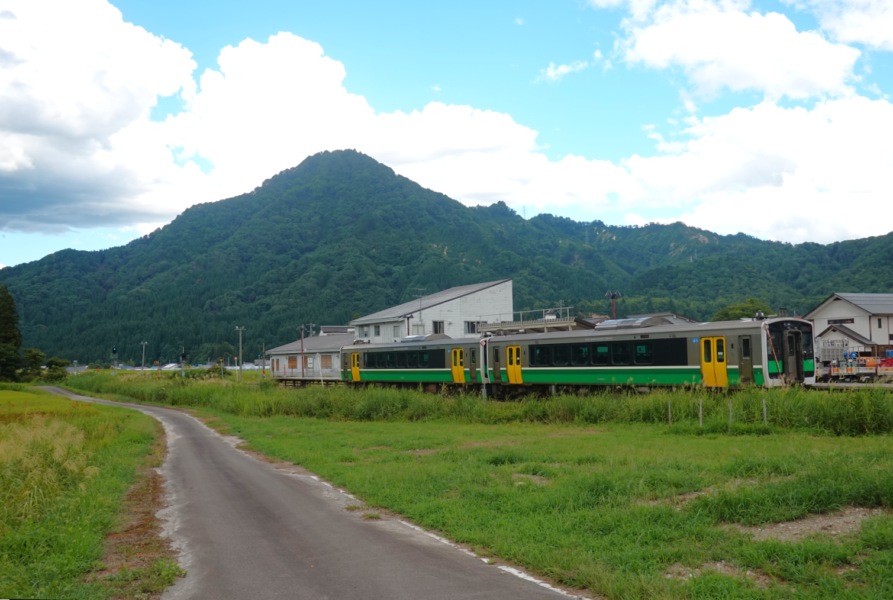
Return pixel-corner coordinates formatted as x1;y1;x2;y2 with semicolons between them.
0;0;200;232
431;84;441;92
537;60;589;82
625;97;893;241
788;0;893;51
3;0;891;246
515;16;524;25
622;1;861;101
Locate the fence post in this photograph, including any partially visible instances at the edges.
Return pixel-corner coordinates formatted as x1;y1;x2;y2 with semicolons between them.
668;400;672;429
728;397;733;433
699;398;703;428
762;398;767;426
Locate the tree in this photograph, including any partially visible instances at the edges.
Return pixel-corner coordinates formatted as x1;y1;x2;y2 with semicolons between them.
20;347;46;382
43;356;70;381
711;298;773;322
0;284;22;381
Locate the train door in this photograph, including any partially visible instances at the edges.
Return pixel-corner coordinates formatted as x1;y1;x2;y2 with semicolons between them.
468;348;477;383
350;353;360;381
451;349;466;383
506;345;523;384
783;330;804;383
737;336;754;384
700;337;729;387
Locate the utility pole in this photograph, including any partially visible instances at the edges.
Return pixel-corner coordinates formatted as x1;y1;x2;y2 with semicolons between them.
261;342;266;381
412;288;426;336
605;290;622;320
112;346;118;376
180;346;185;378
235;326;245;382
299;323;316;379
140;342;147;376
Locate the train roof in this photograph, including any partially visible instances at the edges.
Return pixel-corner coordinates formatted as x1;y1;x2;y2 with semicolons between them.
338;317;812;351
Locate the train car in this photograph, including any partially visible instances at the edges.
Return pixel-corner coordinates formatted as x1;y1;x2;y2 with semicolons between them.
340;317;815;394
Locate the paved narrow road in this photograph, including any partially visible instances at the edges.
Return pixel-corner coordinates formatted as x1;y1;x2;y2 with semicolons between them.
42;388;576;600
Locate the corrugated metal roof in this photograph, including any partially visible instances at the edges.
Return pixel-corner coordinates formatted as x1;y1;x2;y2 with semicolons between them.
349;279;512;325
835;293;893;315
267;333;355;355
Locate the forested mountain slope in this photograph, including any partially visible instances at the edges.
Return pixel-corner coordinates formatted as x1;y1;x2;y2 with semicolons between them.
2;150;891;364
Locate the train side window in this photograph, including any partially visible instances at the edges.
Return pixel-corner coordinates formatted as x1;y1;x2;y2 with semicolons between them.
742;338;751;359
594;345;610;366
704;339;712;363
634;342;653;365
384;352;395;368
531;346;551;367
612;343;631;365
364;353;372;369
571;344;589;366
408;351;419;368
552;345;569;366
716;339;725;363
419;351;430;369
396;352;407;369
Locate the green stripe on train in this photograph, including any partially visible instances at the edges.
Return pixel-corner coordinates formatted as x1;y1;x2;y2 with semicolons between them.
520;368;703;386
767;359;814;374
357;369;452;383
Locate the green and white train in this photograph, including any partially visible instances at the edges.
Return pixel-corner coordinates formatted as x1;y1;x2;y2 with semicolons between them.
340;316;815;394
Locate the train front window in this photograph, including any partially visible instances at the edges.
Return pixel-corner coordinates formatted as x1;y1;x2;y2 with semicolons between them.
552;345;569;366
612;343;631;365
594;345;610;365
634;342;653;365
571;344;589;366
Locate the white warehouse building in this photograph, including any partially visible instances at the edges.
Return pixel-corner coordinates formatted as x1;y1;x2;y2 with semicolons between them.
805;293;893;349
350;279;514;343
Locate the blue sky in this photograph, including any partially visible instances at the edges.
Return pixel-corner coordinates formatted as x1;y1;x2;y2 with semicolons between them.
1;0;892;268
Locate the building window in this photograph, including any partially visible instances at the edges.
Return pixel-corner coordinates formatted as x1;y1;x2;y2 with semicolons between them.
465;321;477;334
288;356;297;369
879;318;883;329
433;321;445;334
374;325;380;337
412;324;425;335
363;326;369;338
829;319;855;325
303;356;314;368
321;356;332;369
394;325;400;338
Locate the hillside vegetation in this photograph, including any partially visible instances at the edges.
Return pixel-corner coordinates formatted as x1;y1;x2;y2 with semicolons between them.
2;150;892;364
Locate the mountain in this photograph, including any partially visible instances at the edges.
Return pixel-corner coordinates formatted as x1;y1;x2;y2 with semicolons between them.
2;150;892;364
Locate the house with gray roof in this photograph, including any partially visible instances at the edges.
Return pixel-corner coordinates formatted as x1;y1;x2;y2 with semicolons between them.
350;279;513;343
267;330;355;382
805;293;893;347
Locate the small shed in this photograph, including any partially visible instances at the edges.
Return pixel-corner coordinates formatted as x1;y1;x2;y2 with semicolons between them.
268;331;355;384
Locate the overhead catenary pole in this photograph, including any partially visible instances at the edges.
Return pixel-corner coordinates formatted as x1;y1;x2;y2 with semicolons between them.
605;290;622;320
235;326;245;381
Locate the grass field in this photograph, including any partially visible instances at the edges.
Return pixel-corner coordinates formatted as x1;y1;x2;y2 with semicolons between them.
0;384;181;599
62;374;893;598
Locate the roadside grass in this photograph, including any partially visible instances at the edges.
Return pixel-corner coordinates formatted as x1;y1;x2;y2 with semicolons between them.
65;372;893;435
197;414;893;599
61;375;893;597
0;387;181;599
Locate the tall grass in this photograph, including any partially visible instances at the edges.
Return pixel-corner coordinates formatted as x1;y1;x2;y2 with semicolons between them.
0;416;100;527
66;373;893;435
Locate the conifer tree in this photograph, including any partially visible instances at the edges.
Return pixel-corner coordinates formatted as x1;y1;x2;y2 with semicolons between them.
0;284;22;381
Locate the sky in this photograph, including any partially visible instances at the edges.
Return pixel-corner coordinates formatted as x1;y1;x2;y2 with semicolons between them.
1;0;892;268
